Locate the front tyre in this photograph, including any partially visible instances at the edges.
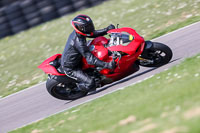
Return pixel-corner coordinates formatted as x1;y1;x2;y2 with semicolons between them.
46;78;88;100
139;42;173;67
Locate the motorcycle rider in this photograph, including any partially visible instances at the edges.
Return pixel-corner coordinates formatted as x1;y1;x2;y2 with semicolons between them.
61;14;116;92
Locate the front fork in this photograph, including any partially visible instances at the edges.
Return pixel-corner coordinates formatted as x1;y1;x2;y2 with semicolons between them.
137;41;154;65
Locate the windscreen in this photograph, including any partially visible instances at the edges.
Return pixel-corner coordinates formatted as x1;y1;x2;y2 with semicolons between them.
108;32;134;47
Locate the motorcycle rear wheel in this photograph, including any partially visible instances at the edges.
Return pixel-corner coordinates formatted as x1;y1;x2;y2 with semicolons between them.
46;78;88;100
139;42;173;67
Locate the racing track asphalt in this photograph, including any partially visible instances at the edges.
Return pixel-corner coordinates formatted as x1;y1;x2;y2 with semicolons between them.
0;22;200;133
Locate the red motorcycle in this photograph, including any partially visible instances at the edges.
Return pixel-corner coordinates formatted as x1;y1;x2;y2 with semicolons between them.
38;27;172;100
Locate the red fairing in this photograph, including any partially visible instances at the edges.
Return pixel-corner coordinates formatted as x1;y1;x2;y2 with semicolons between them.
91;36;109;60
82;36;110;70
105;41;145;81
39;27;146;83
82;28;145;80
38;54;65;76
107;27;144;55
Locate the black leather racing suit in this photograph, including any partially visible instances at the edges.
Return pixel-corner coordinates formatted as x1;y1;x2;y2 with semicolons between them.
61;29;108;91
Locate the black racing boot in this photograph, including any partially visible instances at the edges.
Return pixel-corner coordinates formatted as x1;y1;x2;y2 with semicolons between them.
75;83;96;92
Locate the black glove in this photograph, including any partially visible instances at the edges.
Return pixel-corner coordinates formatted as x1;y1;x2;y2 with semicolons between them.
107;24;115;31
104;59;116;69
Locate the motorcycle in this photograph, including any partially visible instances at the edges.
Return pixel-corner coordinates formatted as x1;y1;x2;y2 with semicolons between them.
38;27;173;100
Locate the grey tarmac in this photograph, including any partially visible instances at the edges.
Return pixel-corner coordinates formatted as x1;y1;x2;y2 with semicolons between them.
0;22;200;133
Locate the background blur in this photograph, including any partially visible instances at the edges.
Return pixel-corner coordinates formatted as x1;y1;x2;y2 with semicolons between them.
0;1;200;132
0;0;200;99
0;0;107;39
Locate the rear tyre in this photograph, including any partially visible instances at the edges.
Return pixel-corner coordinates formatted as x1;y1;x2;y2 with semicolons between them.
46;78;88;100
139;42;173;67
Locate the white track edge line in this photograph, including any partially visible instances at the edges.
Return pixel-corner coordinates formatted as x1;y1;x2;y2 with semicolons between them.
0;82;45;101
11;74;155;132
151;21;200;41
1;21;200;101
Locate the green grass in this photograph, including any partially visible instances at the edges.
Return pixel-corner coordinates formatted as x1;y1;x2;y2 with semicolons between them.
0;0;200;97
10;54;200;133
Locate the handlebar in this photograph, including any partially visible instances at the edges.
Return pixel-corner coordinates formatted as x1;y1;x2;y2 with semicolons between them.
95;51;122;72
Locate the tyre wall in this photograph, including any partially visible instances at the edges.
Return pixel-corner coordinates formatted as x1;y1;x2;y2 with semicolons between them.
0;0;107;39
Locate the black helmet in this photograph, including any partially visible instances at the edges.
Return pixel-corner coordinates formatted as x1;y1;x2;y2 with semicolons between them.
71;14;95;37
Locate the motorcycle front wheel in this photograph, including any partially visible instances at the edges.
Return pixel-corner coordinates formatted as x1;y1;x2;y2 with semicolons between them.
139;42;173;67
46;78;88;100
